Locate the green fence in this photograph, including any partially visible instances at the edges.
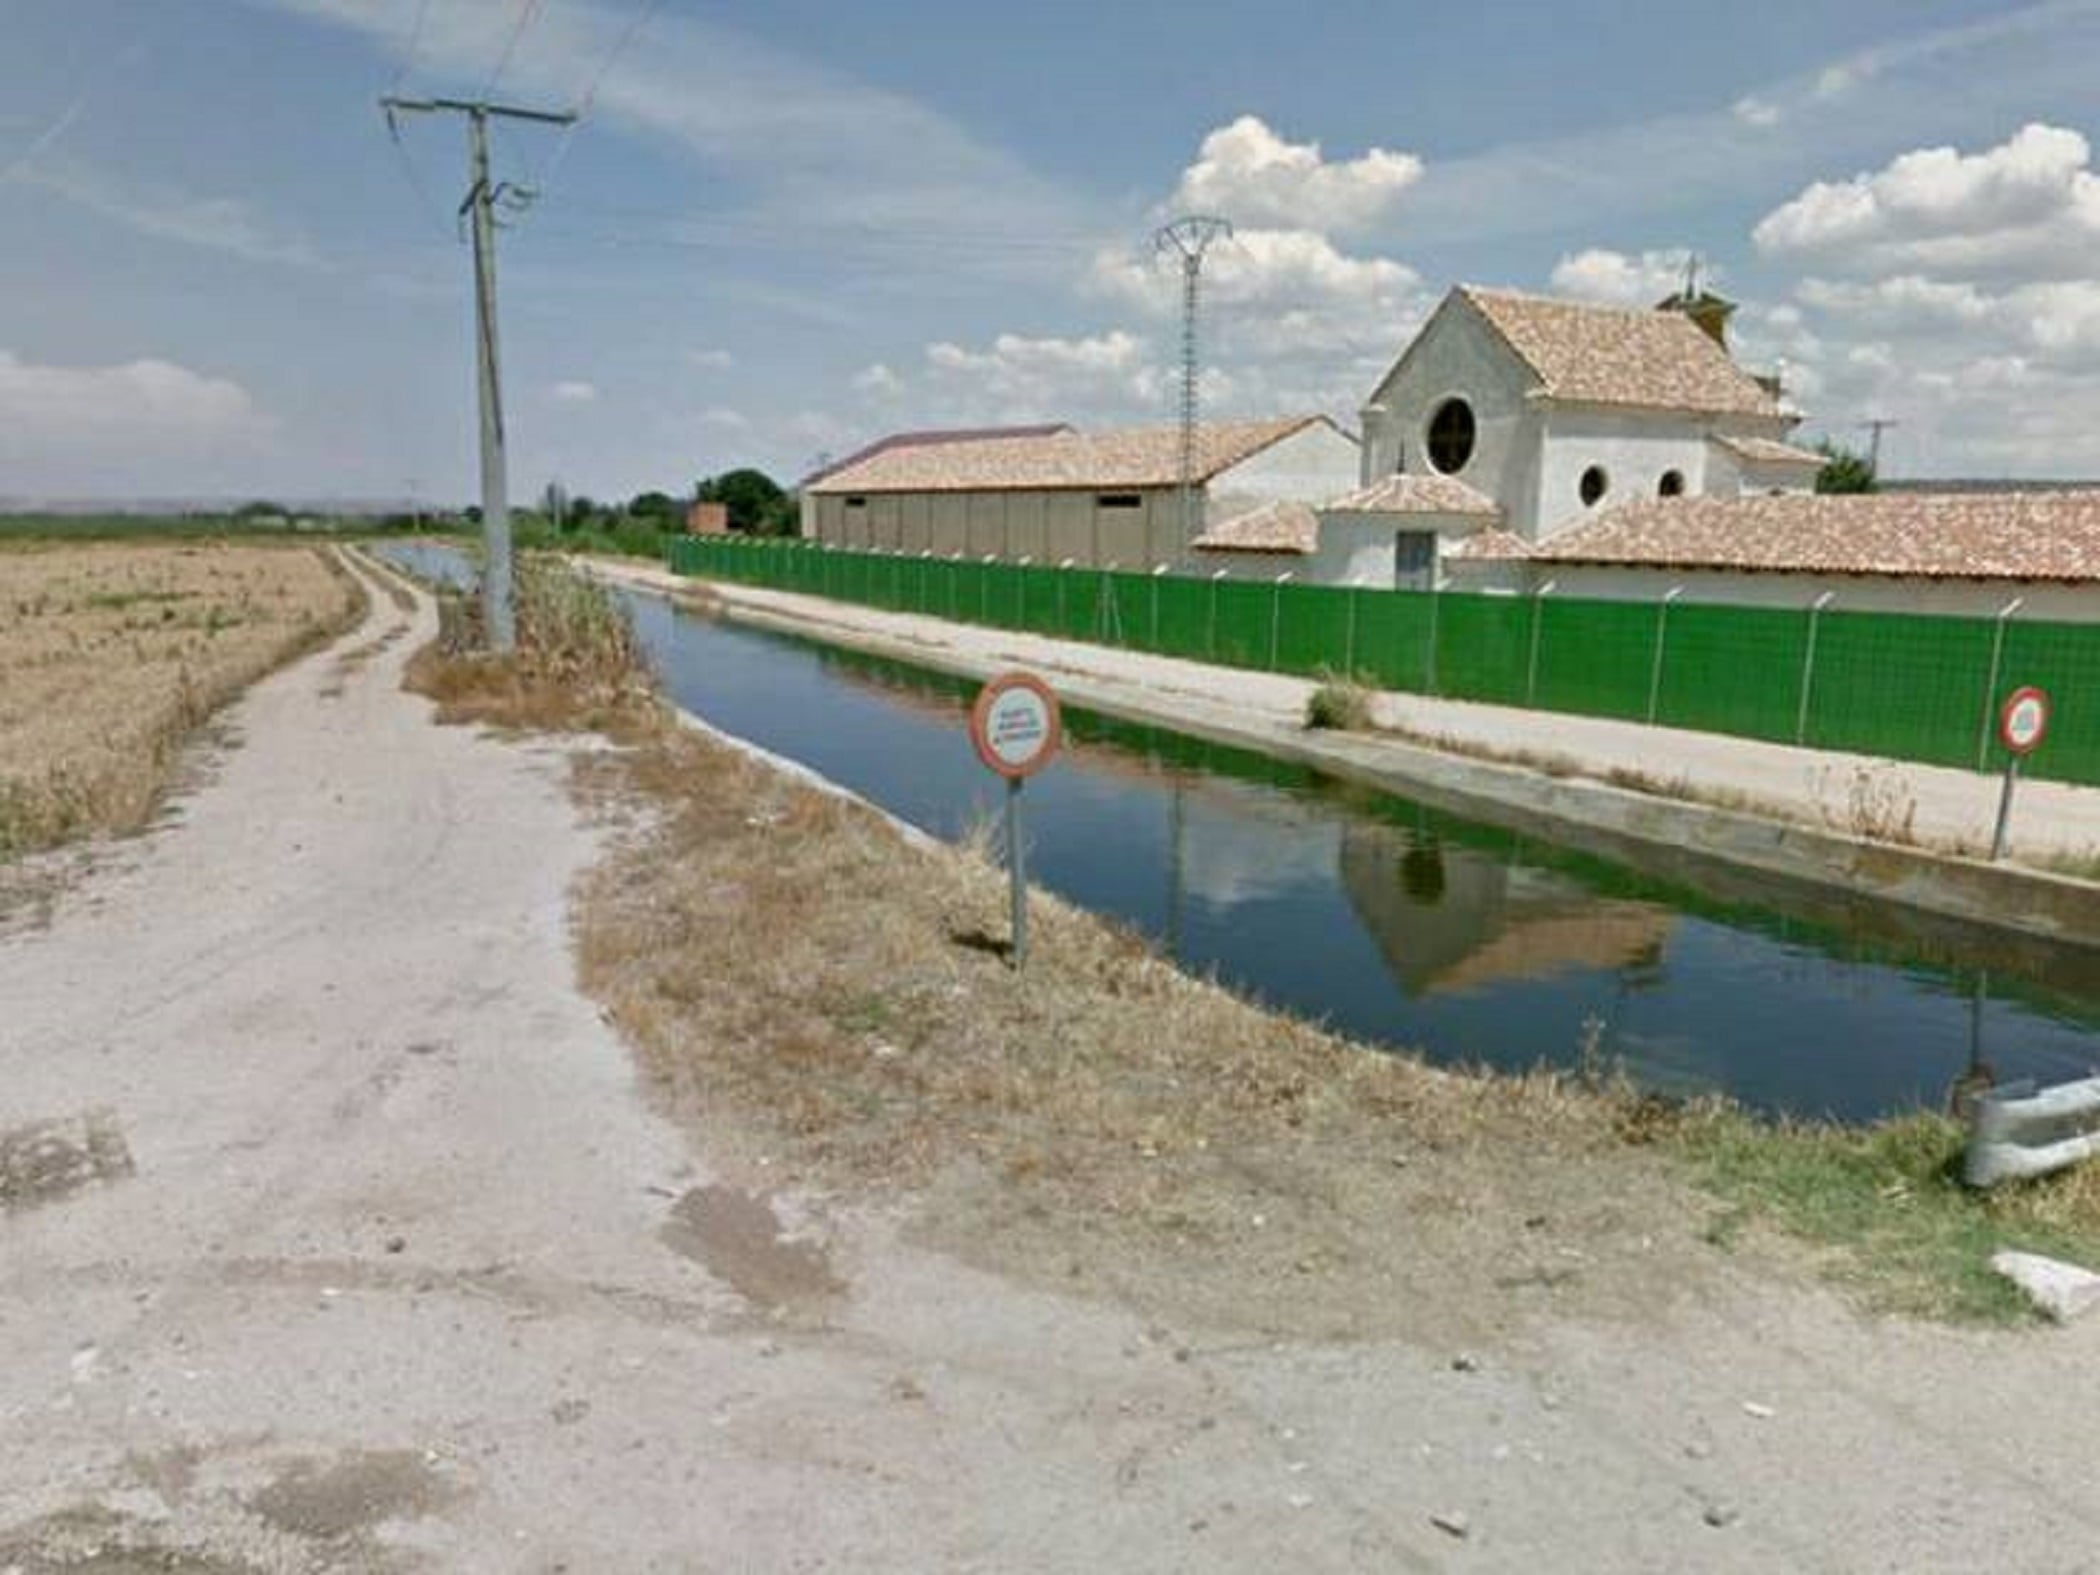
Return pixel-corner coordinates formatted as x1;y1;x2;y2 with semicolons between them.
664;536;2100;787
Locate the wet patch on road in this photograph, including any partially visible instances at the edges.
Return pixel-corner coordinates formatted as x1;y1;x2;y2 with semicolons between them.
0;1506;258;1574
247;1449;458;1543
660;1185;845;1311
0;1111;134;1213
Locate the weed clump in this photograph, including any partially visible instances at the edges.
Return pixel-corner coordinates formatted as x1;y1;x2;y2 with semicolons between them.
1305;669;1376;731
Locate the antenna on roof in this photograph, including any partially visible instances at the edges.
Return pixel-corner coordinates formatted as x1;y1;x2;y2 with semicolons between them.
1154;215;1234;545
1683;252;1702;300
1860;416;1899;473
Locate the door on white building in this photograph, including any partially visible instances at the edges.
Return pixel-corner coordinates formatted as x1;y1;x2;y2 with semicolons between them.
1394;530;1436;592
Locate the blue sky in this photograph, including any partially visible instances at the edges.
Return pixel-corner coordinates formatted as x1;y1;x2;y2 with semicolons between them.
6;0;2100;502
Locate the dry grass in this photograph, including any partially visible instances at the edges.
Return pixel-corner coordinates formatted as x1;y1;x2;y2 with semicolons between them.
1304;668;1376;731
0;542;362;858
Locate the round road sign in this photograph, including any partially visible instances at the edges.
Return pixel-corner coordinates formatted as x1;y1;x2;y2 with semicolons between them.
970;672;1062;779
1999;686;2051;756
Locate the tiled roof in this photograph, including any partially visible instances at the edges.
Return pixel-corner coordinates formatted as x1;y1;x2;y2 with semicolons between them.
1442;529;1534;562
1713;435;1825;467
798;423;1072;488
1190;499;1318;554
805;416;1337;495
1535;491;2100;581
1459;286;1781;417
1322;473;1501;517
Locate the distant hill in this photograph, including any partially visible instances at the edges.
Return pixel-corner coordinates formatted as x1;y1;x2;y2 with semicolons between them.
0;496;439;517
1880;478;2100;495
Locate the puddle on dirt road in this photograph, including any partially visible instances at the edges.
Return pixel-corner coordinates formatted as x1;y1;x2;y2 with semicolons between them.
660;1185;845;1309
380;542;2100;1123
247;1449;458;1543
0;1111;134;1212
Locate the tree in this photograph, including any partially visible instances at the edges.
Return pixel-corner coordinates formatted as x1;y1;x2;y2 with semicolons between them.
695;468;796;535
1814;441;1878;494
628;490;681;522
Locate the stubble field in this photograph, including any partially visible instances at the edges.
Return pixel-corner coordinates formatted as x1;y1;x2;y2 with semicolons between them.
0;542;360;858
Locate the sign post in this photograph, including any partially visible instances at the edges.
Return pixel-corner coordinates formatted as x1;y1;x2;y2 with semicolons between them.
1991;685;2050;860
969;673;1062;967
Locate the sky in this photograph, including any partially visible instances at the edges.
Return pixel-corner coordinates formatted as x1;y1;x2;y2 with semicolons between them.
6;0;2100;503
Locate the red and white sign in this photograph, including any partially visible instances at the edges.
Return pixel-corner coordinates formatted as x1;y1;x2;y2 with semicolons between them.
1999;686;2051;756
969;672;1062;779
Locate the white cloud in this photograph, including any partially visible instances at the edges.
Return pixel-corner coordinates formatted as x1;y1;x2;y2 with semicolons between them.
1731;96;1782;129
0;351;268;488
924;330;1160;416
550;380;599;404
1548;247;1704;306
699;406;750;429
687;348;736;370
1753;123;2100;277
851;362;903;397
5;155;322;268
1168;115;1422;234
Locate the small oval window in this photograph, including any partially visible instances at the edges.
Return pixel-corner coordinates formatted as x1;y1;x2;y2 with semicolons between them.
1579;465;1609;506
1658;469;1685;498
1426;398;1476;475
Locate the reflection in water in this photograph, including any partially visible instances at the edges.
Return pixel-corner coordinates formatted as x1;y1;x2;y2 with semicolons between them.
1339;822;1675;1000
376;543;2100;1124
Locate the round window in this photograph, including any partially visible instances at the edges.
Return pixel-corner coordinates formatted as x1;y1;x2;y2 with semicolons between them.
1426;398;1476;475
1579;465;1609;506
1658;469;1685;498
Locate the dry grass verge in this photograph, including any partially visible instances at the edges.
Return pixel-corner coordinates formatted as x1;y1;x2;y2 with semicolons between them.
0;542;363;858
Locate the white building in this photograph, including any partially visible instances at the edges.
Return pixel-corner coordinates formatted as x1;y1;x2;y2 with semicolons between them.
1195;282;2100;620
801;416;1359;571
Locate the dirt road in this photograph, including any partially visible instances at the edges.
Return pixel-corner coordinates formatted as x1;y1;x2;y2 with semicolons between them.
6;555;2100;1571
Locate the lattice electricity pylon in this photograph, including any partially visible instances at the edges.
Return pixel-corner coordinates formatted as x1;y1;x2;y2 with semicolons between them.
1153;216;1234;543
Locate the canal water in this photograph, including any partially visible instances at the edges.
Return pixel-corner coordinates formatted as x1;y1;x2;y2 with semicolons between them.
378;542;2100;1122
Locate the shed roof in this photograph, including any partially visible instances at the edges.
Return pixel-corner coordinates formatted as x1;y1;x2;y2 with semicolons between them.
1533;491;2100;581
797;423;1072;489
1323;473;1501;517
1712;434;1825;468
1457;286;1782;418
1190;499;1319;554
805;416;1339;495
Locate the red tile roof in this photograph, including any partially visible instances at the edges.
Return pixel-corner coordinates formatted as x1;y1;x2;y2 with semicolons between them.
1535;491;2100;581
1713;435;1825;468
798;424;1073;489
805;417;1339;495
1190;499;1319;554
1323;473;1501;517
1459;287;1782;418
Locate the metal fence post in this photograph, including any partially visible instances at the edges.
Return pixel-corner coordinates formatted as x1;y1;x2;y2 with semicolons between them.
1344;582;1360;675
1646;585;1684;725
1151;564;1165;650
1270;574;1289;670
1525;578;1556;706
1796;590;1834;745
1977;596;2025;768
1425;588;1441;696
1209;571;1225;663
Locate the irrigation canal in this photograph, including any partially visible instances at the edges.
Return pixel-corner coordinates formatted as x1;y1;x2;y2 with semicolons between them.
380;542;2100;1123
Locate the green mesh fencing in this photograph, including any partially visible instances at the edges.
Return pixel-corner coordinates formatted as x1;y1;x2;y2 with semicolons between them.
1803;610;1995;767
1274;584;1353;677
1531;598;1658;721
1655;602;1812;742
661;538;2100;786
1434;594;1530;704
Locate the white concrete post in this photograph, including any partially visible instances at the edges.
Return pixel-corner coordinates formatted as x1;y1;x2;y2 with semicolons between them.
1977;597;2025;769
1646;586;1685;726
1525;578;1557;706
1796;590;1836;746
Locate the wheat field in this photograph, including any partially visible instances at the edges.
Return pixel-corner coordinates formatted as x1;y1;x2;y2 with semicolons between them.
0;542;360;857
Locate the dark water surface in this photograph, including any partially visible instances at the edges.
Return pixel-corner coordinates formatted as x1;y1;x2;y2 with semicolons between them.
378;542;2100;1122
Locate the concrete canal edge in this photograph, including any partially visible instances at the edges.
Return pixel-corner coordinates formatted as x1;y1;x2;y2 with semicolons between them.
578;558;2100;954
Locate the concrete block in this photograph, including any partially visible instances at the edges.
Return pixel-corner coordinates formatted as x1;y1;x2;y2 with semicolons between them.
1991;1250;2100;1322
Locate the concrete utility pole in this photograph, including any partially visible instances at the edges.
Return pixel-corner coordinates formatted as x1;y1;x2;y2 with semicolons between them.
380;96;575;651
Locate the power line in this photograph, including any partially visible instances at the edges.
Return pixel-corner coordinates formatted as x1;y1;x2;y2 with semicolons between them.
483;0;551;98
535;0;665;195
387;0;432;95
